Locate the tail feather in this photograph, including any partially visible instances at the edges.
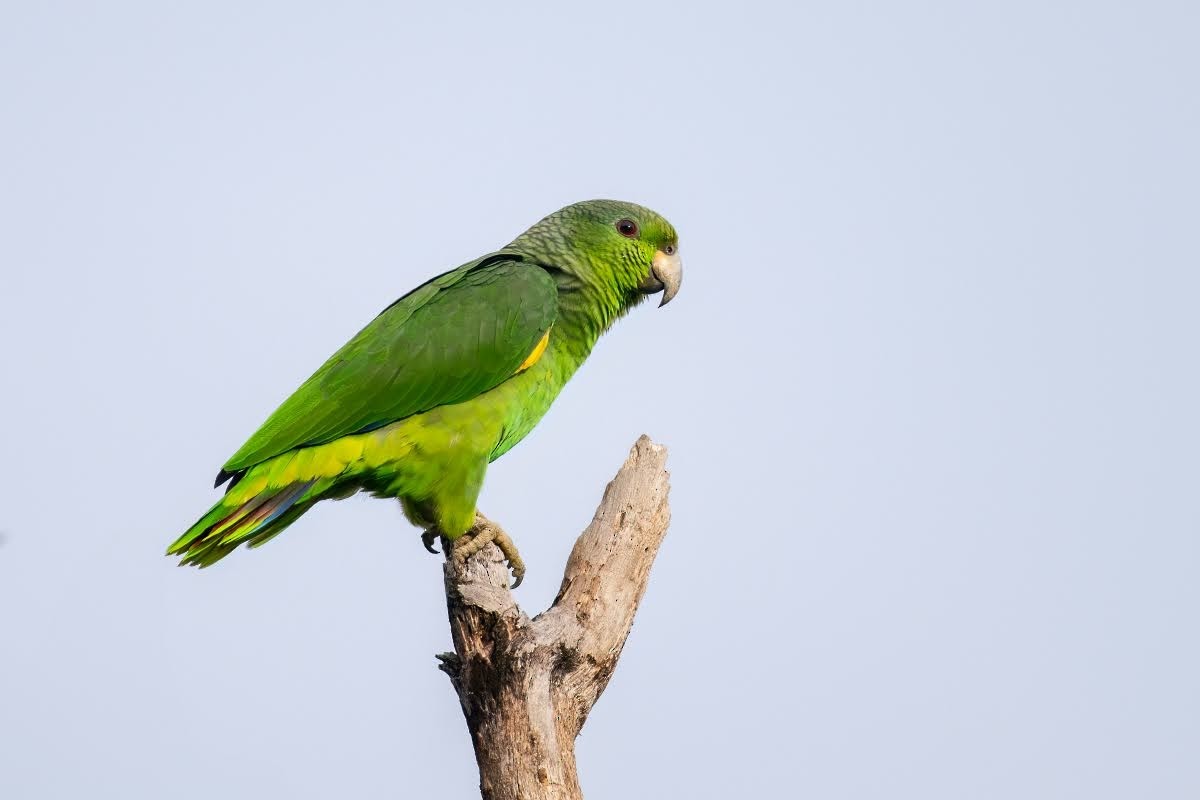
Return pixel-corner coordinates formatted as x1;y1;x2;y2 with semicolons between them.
219;482;313;546
168;480;316;567
246;503;312;549
205;491;278;542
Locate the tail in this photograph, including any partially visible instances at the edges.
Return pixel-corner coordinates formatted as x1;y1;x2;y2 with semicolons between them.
168;480;317;567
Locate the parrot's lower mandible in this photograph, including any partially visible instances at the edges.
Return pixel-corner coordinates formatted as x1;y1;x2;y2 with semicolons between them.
168;200;682;587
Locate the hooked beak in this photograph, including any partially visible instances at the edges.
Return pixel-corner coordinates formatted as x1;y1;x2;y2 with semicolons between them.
643;250;683;307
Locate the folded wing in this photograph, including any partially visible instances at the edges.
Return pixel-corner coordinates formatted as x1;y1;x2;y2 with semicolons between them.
219;253;558;479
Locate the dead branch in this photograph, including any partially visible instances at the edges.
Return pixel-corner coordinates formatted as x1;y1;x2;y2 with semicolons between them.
438;435;672;800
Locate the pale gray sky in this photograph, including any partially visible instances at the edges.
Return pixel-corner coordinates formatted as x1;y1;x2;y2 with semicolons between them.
2;2;1198;798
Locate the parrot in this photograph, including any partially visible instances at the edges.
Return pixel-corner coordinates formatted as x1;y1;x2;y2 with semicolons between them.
167;199;681;586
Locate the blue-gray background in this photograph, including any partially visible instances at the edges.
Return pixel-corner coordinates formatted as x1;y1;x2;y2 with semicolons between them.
2;2;1197;798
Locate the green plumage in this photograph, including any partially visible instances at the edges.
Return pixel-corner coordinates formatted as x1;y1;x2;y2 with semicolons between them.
223;255;557;472
169;199;681;568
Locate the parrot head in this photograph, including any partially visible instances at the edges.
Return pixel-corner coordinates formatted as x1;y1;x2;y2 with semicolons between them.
511;199;682;308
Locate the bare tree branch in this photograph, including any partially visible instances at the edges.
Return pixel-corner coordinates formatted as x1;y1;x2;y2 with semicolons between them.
439;435;672;800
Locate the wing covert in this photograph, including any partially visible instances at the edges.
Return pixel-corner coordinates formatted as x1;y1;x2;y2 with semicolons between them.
221;254;557;474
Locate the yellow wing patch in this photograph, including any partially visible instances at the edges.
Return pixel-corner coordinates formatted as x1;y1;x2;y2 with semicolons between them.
515;327;551;374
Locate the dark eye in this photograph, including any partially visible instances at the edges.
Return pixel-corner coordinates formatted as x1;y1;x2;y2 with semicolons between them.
616;218;639;238
664;244;676;255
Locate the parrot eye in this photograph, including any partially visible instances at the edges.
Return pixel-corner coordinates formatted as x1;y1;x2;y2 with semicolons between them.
663;244;676;255
616;219;639;238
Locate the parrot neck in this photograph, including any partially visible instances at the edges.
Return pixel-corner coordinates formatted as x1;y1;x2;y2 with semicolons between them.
506;244;648;368
549;280;646;367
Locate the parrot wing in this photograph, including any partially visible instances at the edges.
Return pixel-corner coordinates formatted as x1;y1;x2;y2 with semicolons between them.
218;253;558;479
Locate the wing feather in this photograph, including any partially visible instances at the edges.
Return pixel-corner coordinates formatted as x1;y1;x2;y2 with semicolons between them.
220;253;557;475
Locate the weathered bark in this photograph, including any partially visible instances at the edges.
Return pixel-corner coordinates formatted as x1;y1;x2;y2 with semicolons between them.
438;435;672;800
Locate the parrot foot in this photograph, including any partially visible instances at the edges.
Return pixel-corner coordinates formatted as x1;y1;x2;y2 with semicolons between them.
420;528;441;554
451;513;526;589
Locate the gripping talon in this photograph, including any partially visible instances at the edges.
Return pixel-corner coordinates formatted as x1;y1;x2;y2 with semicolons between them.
450;513;526;589
421;529;440;554
450;523;496;565
492;529;526;589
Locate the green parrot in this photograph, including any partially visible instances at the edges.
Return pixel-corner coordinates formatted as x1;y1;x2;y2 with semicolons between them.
168;199;681;586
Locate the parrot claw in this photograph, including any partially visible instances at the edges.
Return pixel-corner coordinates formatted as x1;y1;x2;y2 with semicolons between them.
493;528;526;589
451;513;526;589
420;529;441;554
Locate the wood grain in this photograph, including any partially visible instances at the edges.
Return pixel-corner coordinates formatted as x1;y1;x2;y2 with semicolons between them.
439;436;672;800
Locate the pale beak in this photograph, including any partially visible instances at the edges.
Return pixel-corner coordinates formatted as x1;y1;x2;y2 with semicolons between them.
646;250;683;307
